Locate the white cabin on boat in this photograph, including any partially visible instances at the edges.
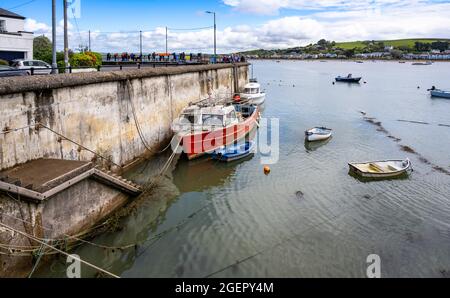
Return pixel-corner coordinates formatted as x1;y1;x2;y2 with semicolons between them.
172;105;239;133
243;82;262;95
240;79;266;105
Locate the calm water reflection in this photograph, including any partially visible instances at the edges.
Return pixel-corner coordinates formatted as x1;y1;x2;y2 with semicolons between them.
37;60;450;278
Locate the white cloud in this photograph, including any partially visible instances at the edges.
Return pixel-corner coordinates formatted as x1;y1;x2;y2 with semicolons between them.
223;0;427;15
25;19;50;34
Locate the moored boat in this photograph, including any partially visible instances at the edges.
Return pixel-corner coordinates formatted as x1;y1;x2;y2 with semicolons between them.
240;79;266;105
305;127;333;142
172;102;260;160
429;86;450;99
349;159;412;179
335;74;362;83
412;61;432;66
210;141;255;162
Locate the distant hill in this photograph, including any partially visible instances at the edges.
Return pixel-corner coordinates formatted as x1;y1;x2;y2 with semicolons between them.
240;38;450;57
335;38;450;50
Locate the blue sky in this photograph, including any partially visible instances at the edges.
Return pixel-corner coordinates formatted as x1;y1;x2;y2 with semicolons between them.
1;0;269;31
2;0;450;53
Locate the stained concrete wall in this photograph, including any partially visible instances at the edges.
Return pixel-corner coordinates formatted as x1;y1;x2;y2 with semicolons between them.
0;178;129;277
0;63;249;172
0;63;248;276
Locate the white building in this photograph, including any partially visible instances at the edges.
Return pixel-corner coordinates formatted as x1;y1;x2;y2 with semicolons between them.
0;8;33;61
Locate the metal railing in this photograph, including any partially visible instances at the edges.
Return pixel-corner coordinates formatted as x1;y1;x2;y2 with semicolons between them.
0;62;202;77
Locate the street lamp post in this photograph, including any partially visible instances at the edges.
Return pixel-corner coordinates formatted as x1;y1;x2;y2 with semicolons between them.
206;11;216;63
63;0;70;71
51;0;57;73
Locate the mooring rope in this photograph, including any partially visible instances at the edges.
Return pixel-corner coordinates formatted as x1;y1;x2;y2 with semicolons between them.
0;221;120;278
37;122;122;168
28;240;47;278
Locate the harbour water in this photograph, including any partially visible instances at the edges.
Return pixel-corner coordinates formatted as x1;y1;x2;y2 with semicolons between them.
37;60;450;278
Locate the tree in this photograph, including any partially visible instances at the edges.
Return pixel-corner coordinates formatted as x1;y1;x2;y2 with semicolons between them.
414;42;431;52
390;49;404;59
33;35;53;63
430;41;449;52
344;49;355;58
317;39;327;46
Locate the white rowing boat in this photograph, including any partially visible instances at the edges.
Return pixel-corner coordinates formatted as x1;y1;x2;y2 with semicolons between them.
305;127;333;142
349;159;412;179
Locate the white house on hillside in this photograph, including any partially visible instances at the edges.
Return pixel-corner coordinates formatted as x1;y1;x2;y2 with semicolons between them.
0;8;33;61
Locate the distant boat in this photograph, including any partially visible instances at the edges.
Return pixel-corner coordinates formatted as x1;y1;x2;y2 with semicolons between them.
349;159;412;179
356;61;364;64
335;74;362;83
305;127;333;142
240;79;266;105
399;61;406;64
412;61;432;65
429;87;450;99
210;141;254;162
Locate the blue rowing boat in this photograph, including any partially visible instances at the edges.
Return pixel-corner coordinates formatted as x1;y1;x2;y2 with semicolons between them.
210;141;255;162
430;89;450;99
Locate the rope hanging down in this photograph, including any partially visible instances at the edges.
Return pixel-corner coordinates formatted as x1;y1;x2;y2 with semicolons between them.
0;221;120;278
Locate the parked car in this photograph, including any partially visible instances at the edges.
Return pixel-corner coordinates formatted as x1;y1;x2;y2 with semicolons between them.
11;59;53;75
0;65;29;78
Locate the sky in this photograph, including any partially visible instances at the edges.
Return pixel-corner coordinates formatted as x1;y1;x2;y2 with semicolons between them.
1;0;450;53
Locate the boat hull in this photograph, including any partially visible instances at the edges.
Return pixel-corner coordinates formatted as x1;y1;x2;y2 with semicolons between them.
431;90;450;99
241;94;266;105
180;108;260;160
335;77;362;83
306;133;332;142
305;127;333;142
211;142;255;162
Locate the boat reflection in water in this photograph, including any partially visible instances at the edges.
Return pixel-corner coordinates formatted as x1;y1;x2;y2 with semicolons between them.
173;127;258;193
304;137;332;152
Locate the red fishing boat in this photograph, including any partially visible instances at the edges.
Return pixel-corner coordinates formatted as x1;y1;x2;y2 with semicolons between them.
172;102;260;160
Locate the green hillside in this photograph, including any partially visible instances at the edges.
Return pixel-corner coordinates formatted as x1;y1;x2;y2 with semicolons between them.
336;38;450;50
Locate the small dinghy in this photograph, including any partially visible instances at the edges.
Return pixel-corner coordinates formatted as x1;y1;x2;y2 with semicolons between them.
349;159;412;179
305;127;333;142
429;86;450;99
211;141;254;162
335;74;362;83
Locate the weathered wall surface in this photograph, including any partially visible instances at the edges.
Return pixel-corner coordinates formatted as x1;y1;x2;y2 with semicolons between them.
0;178;129;277
0;63;249;172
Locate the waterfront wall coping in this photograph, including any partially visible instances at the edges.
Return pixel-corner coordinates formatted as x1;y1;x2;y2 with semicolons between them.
0;62;249;96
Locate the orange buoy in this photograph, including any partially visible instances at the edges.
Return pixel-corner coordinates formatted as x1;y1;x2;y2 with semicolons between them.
264;166;271;175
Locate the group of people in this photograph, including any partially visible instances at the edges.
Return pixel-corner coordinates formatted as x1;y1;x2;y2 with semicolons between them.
105;52;203;63
220;54;245;63
104;52;245;63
